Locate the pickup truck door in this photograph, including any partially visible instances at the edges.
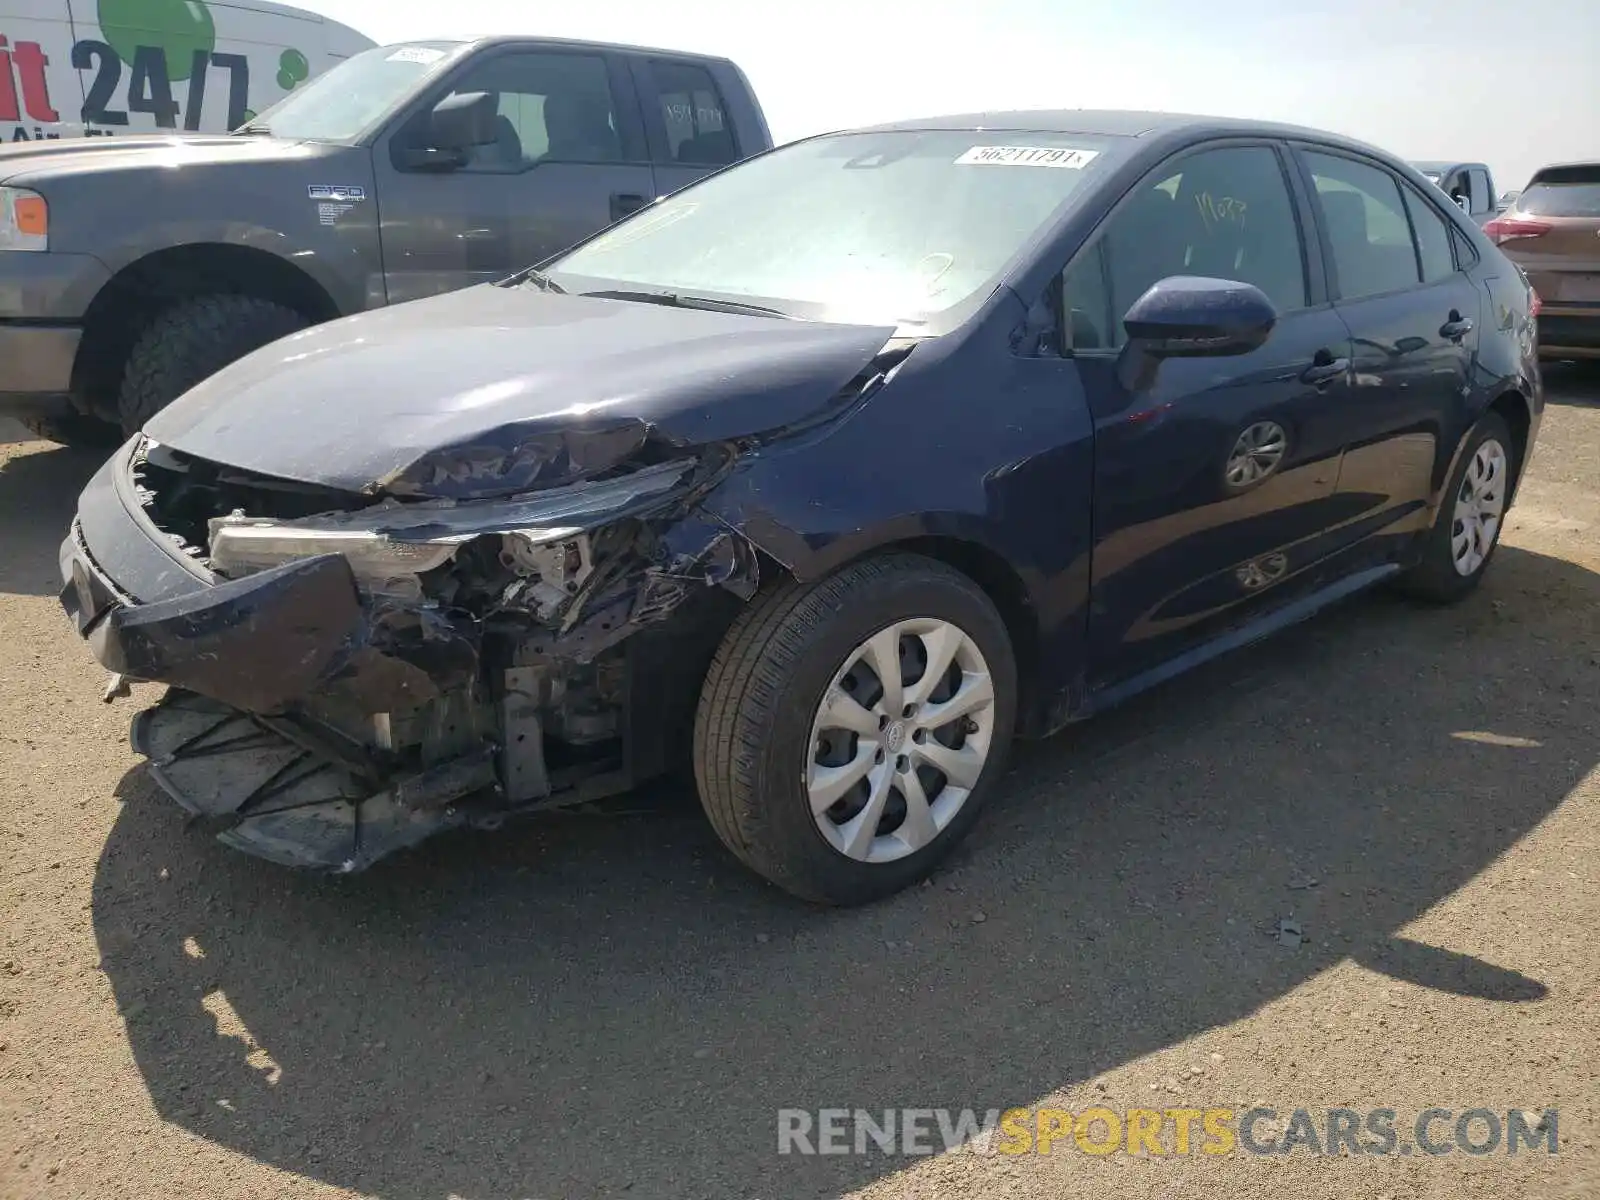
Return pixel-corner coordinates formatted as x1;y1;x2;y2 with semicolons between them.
629;56;749;198
372;46;655;305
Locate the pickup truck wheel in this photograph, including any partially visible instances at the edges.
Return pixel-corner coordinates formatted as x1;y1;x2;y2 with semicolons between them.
17;412;120;448
117;294;309;435
693;554;1017;906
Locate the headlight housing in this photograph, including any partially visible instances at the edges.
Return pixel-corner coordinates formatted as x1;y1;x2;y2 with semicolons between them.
0;187;48;251
207;459;693;594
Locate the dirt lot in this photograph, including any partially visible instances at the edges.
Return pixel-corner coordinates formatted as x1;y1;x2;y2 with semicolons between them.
2;370;1599;1200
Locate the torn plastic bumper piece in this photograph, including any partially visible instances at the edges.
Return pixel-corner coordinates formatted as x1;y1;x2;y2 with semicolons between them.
60;547;367;715
129;691;496;871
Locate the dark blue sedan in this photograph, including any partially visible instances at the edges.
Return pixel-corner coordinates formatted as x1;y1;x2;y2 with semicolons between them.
60;109;1542;904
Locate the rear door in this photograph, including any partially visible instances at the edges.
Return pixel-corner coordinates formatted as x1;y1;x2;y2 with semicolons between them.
1495;165;1600;349
1065;140;1355;687
1293;146;1482;561
632;55;745;198
373;44;655;304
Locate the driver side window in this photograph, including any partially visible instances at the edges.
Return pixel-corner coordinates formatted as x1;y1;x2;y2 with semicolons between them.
1061;145;1308;351
441;52;623;174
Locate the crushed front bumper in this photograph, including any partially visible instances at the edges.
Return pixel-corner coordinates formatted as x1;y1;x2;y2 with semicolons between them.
59;527;477;869
61;534;368;714
58;442;756;872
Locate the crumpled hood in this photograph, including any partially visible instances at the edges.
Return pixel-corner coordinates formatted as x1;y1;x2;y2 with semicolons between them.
145;283;897;499
0;134;312;186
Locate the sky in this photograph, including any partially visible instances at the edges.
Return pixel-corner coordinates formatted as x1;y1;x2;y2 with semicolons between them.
308;0;1596;194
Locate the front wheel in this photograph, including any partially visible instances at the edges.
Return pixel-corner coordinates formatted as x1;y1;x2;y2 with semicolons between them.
1397;411;1516;603
693;554;1018;905
117;294;310;435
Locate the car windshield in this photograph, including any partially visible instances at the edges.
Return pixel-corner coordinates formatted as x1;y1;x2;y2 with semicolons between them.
237;41;465;141
546;129;1122;330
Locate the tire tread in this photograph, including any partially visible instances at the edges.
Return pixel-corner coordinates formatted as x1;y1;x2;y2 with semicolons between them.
693;553;1010;903
118;294;308;434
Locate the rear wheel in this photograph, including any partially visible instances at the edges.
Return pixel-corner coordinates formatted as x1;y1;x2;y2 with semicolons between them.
117;294;309;435
693;554;1017;905
1398;411;1515;603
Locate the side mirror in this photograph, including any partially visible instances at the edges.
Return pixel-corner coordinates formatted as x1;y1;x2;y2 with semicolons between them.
1123;276;1278;357
429;91;498;152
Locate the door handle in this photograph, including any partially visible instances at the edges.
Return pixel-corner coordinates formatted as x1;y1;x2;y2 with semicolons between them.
610;192;648;221
1440;311;1475;341
1299;354;1350;386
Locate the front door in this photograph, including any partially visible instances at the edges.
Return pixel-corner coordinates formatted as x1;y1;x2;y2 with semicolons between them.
1296;148;1481;562
374;47;655;305
1063;142;1355;687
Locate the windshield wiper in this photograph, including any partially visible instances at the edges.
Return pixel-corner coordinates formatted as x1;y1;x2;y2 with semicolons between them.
502;267;566;294
581;289;794;320
233;122;273;136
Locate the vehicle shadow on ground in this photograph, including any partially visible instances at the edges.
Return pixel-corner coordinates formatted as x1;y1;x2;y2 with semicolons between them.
1544;360;1600;406
0;438;105;598
91;544;1597;1200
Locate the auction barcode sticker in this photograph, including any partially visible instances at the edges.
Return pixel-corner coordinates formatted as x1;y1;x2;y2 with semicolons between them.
955;146;1099;169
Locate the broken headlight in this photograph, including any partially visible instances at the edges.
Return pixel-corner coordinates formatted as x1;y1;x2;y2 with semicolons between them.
208;460;694;594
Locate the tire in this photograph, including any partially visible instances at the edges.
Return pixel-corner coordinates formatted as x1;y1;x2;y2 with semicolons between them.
1397;411;1517;603
16;411;120;448
693;553;1018;906
117;294;309;435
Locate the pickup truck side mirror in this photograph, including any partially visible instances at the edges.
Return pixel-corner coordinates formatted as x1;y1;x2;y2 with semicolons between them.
430;91;498;152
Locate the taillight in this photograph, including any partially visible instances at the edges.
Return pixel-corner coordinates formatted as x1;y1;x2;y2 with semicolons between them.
1530;290;1543;319
1483;217;1551;245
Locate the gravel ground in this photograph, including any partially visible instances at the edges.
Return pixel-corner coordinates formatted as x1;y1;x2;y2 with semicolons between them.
2;368;1598;1200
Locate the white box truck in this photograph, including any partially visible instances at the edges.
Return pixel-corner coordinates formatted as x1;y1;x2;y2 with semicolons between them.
0;0;373;141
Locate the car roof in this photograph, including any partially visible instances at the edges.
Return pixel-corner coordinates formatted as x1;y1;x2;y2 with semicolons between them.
446;34;735;65
848;109;1398;154
1410;159;1487;174
1528;160;1600;179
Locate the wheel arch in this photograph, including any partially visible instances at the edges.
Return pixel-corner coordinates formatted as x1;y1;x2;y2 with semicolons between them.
1487;388;1533;482
754;526;1045;734
1427;387;1536;524
71;243;343;421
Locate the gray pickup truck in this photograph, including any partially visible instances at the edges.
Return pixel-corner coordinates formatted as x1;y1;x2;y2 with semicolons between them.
1410;160;1500;227
0;36;771;444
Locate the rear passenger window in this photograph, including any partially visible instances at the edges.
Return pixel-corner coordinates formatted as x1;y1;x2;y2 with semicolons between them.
1304;152;1420;299
1401;184;1457;283
650;60;737;166
1061;145;1307;350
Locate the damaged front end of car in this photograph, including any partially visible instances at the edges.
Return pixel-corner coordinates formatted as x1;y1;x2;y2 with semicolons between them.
64;434;767;872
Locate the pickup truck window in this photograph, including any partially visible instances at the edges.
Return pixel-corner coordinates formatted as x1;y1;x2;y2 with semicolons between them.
442;52;623;171
242;41;463;141
1468;168;1493;215
650;59;737;166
